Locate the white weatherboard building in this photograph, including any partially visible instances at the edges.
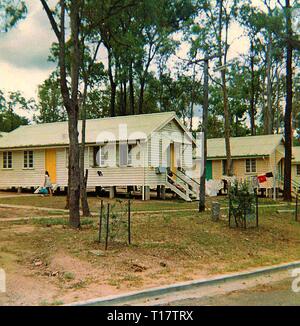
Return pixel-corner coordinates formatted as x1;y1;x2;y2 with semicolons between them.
0;112;199;201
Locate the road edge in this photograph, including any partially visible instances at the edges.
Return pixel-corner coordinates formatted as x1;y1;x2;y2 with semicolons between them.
67;260;300;306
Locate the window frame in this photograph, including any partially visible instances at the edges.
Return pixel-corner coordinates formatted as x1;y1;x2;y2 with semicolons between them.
127;144;136;167
222;160;227;175
93;146;106;167
297;164;300;176
3;151;12;169
245;158;257;173
23;150;34;169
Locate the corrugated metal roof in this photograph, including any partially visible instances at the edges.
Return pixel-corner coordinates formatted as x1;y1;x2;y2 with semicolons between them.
0;112;177;149
207;134;284;159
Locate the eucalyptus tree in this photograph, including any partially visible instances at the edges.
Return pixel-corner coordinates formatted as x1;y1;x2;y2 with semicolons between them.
283;0;296;201
238;3;268;135
0;0;26;32
190;0;241;176
40;0;84;227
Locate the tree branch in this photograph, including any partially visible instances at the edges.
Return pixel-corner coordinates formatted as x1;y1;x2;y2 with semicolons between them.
40;0;61;40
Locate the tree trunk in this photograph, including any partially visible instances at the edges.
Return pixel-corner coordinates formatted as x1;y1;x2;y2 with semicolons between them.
108;51;116;117
262;73;268;133
218;0;232;176
41;0;81;227
68;110;81;227
275;70;281;134
68;0;81;227
123;80;127;115
250;40;256;136
119;82;124;115
80;87;91;217
266;33;273;134
81;169;90;216
190;64;196;132
284;0;293;202
221;70;232;176
199;59;208;212
138;77;145;114
129;61;135;115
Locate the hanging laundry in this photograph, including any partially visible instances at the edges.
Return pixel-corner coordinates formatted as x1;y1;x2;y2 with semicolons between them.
257;175;267;183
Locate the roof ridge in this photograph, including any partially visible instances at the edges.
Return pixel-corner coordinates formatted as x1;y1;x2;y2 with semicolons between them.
208;134;283;141
20;111;176;128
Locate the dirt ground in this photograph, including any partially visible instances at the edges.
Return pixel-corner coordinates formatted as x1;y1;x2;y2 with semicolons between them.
0;196;299;306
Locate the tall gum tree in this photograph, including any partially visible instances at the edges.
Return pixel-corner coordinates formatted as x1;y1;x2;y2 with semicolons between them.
41;0;81;227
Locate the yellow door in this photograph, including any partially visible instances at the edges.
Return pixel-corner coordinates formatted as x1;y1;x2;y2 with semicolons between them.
45;149;57;183
170;143;176;174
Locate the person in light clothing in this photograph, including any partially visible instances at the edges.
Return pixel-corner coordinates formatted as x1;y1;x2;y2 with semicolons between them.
44;171;53;196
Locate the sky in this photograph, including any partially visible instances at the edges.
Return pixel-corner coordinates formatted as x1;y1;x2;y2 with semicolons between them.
0;0;275;119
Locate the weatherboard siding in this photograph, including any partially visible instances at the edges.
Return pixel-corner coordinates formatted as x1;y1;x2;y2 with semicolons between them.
211;157;275;188
0;149;45;188
56;146;147;188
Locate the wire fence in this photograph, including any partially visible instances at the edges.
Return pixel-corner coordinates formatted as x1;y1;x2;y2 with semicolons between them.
98;199;131;250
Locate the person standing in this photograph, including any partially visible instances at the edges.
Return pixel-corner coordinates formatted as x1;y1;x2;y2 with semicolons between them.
44;171;53;196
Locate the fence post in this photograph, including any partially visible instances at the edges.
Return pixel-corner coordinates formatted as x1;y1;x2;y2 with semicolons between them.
98;200;103;243
228;194;231;227
296;192;298;222
255;189;259;228
105;203;110;250
128;200;131;245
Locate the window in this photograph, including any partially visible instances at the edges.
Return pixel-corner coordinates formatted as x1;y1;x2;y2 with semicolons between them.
128;144;136;166
119;142;137;167
222;160;227;175
93;146;106;167
246;158;256;173
24;151;34;169
297;165;300;176
3;151;12;169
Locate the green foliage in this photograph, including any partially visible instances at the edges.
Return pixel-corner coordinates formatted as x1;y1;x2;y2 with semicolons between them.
0;90;32;132
0;0;27;32
229;180;257;228
100;200;130;244
34;73;66;123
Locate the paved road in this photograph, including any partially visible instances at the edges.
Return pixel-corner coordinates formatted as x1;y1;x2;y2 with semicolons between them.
166;278;300;306
122;270;300;306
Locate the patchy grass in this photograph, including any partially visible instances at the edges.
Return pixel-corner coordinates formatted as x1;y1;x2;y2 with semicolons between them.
0;193;283;214
0;206;64;219
31;217;94;226
0;201;299;305
0;195;200;212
